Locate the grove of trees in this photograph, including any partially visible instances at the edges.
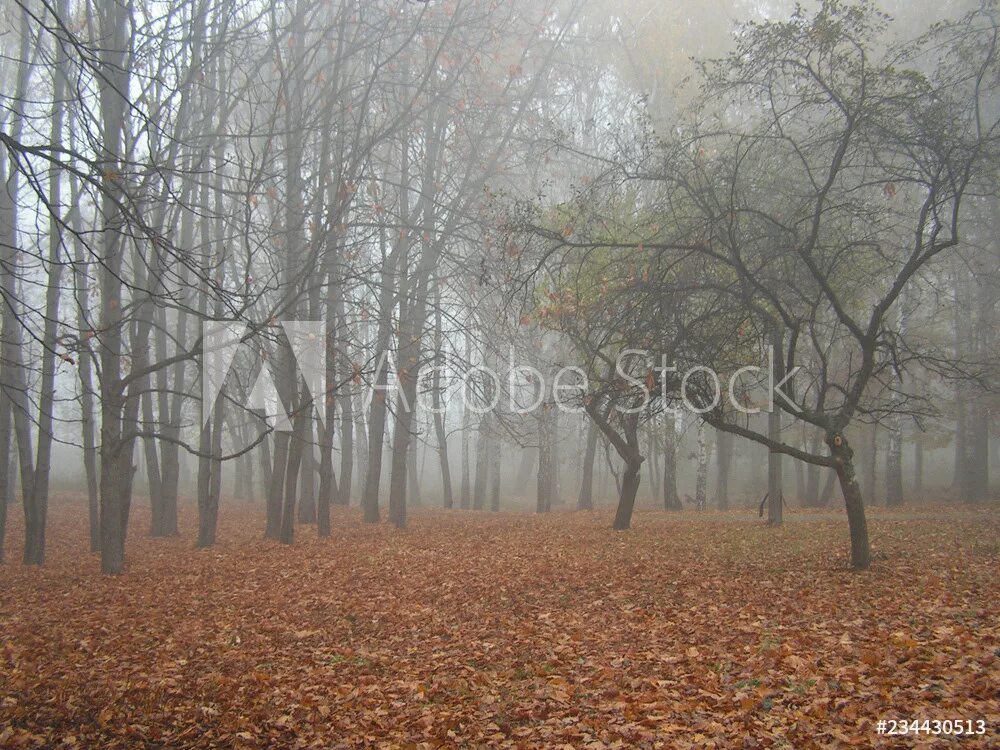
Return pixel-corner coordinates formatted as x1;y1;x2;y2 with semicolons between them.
1;0;997;574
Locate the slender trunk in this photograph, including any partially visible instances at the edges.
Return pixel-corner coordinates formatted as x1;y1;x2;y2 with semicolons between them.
141;387;163;534
407;433;421;508
1;6;39;565
196;422;213;547
954;399;966;489
336;382;353;506
362;296;392;523
0;413;9;562
431;305;453;508
577;420;598;510
334;300;351;508
266;431;289;538
298;426;317;524
27;1;70;564
862;423;877;507
663;413;681;511
260;431;273;503
489;433;501;512
647;423;661;502
695;422;709;512
767;414;783;525
460;339;472;510
279;401;307;544
794;428;806;502
885;416;903;506
318;304;338;531
550;407;561;503
714;428;732;511
966;408;990;504
536;406;553;513
67;175;100;550
473;412;490;511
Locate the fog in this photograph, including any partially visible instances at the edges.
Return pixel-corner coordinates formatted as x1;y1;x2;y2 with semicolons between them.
1;0;998;743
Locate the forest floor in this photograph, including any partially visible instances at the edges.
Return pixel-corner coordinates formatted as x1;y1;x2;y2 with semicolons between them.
1;500;998;749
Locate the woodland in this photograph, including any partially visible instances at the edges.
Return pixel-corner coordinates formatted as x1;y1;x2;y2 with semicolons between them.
0;0;998;746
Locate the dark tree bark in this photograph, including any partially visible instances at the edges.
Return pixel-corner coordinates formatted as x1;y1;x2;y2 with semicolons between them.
714;428;733;511
828;433;872;570
298;433;317;524
885;416;904;507
767;416;783;526
279;400;308;545
96;0;136;574
577;420;598;510
69;179;100;550
584;398;644;530
862;423;877;508
407;433;421;508
460;337;472;510
0;415;9;562
536;405;554;513
663;416;682;511
767;340;783;526
361;249;394;524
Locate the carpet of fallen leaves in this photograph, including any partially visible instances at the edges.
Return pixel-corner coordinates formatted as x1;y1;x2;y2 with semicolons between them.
1;500;998;749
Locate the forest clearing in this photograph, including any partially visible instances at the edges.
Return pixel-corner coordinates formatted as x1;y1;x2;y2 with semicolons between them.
2;502;998;749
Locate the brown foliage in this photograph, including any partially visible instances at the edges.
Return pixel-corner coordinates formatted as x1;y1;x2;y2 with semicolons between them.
1;502;998;748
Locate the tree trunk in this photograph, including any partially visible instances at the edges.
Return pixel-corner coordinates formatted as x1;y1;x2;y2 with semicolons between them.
27;3;71;564
714;427;732;511
965;408;990;504
336;386;353;506
279;405;307;545
695;422;709;511
407;433;421;508
298;431;317;524
862;422;876;507
96;0;133;574
536;406;553;513
828;433;872;570
577;420;598;510
613;459;642;530
663;413;682;511
460;340;472;510
885;415;903;506
767;413;783;526
473;412;490;511
489;433;501;512
0;414;9;562
68;175;101;550
141;387;163;535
